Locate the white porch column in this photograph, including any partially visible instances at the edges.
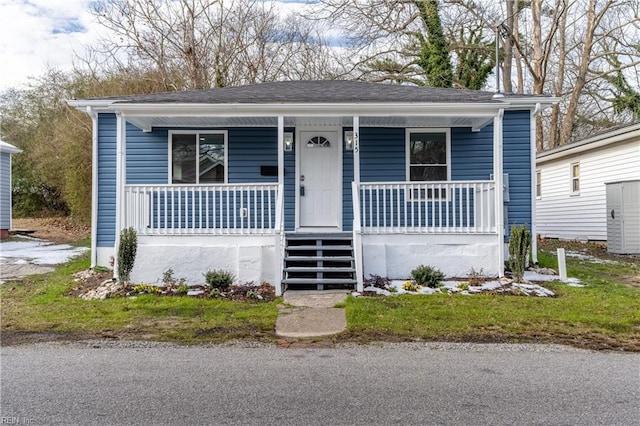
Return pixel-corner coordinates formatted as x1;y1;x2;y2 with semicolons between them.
493;109;505;277
88;107;98;268
274;116;284;296
530;103;542;264
353;116;360;185
113;112;127;279
352;116;364;292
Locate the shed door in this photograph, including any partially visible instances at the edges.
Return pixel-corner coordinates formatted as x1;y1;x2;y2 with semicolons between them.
299;131;340;228
606;183;623;253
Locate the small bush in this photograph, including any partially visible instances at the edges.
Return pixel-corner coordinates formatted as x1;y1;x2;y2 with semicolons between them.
364;274;391;289
467;268;487;286
117;227;137;283
411;265;444;288
204;269;234;290
508;224;532;283
176;284;189;295
162;269;186;287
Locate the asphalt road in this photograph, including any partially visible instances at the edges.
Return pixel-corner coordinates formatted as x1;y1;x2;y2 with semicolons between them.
1;342;638;425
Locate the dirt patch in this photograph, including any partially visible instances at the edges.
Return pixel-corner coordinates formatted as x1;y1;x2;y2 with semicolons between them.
12;217;89;243
538;238;640;265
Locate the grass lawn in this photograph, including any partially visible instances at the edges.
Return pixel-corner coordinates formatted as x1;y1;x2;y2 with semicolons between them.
1;255;279;345
2;240;639;350
342;242;640;351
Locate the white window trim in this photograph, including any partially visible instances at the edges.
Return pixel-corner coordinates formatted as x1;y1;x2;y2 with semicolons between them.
405;128;451;201
168;130;228;184
535;170;542;199
570;161;580;196
405;128;451;182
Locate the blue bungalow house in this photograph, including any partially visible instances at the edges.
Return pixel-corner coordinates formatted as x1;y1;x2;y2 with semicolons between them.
69;80;556;295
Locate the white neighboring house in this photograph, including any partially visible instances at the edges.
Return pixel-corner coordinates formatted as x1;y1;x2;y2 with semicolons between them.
536;123;640;241
0;140;22;239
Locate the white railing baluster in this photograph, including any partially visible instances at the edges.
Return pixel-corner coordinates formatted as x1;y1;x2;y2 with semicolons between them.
122;184;278;236
354;181;495;235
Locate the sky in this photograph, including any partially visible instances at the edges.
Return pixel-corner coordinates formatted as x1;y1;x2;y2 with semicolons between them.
0;0;107;91
0;0;313;93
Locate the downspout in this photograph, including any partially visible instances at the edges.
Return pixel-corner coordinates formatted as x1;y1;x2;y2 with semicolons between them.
494;109;505;277
87;107;99;268
531;103;542;264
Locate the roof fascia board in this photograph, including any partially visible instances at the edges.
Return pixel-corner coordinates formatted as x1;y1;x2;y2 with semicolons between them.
114;103;504;117
66;99;122;113
537;123;640;164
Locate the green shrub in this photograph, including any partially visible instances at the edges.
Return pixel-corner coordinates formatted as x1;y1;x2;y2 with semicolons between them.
508;224;532;283
117;227;137;283
410;265;444;288
204;269;234;290
162;269;186;287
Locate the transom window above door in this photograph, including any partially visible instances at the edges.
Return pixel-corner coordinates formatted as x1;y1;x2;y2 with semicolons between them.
170;132;227;184
306;135;331;148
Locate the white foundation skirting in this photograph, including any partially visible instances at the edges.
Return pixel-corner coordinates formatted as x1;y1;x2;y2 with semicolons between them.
128;235;275;285
362;234;499;279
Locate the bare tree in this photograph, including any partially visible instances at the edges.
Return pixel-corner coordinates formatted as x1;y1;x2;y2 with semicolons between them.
90;0;338;90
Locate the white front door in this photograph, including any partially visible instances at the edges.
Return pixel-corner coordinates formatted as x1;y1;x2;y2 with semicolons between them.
298;130;341;228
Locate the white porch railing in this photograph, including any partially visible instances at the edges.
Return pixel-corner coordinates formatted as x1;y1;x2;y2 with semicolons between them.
356;181;496;234
124;183;279;235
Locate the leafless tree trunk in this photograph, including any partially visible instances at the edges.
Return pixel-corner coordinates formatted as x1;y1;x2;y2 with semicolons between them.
90;0;338;90
502;0;514;93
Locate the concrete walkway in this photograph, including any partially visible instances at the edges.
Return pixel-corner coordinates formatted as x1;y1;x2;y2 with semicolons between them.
275;290;349;338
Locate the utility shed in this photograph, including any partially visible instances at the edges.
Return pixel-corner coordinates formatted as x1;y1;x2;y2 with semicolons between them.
606;180;640;254
0;140;22;239
536;123;640;241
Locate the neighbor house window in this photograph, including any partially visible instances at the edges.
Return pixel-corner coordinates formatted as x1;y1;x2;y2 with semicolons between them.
536;170;542;198
407;129;450;199
170;132;227;184
570;162;579;195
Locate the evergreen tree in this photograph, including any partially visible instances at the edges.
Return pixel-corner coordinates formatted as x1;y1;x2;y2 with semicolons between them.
414;0;453;88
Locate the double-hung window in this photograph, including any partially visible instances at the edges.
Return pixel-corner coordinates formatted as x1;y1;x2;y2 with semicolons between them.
570;162;580;195
407;129;450;199
170;131;227;184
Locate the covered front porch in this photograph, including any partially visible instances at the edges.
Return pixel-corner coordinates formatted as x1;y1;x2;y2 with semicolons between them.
109;108;508;295
66;79;553;295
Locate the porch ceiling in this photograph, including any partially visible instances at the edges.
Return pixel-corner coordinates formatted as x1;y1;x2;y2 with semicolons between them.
126;115;495;132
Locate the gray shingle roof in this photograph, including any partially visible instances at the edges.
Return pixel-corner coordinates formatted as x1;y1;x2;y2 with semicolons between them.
94;80;540;104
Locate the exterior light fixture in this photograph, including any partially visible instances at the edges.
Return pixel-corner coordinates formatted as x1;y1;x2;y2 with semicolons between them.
283;132;293;151
345;131;354;151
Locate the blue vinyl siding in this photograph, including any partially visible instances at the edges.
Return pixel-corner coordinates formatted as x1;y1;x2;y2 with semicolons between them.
127;125;168;184
451;126;493;180
283;129;296;231
359;128;406;182
342;129;354;231
0;152;11;229
97;113;117;247
503;110;532;235
228;128;278;183
95;113;532;240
